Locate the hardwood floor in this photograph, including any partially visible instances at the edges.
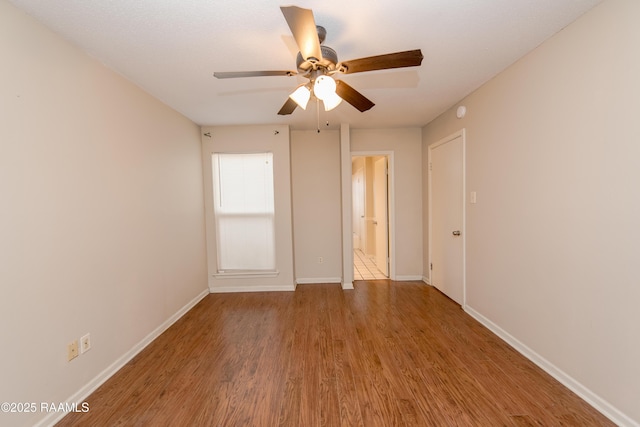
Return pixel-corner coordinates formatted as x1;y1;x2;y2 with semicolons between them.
57;281;613;426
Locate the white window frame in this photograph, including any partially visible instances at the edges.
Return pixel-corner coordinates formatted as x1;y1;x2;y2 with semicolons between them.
211;152;277;275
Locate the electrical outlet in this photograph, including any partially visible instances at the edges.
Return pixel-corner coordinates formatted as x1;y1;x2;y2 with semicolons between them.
80;333;91;354
318;257;324;264
67;340;79;361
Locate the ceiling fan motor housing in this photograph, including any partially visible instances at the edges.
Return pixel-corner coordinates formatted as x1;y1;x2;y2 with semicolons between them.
296;45;338;74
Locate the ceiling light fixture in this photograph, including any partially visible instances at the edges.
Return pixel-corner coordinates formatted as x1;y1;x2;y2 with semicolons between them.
288;85;311;110
289;75;342;111
313;75;336;101
288;74;343;112
322;91;342;111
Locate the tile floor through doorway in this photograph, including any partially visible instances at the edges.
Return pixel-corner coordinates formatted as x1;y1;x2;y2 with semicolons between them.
354;249;388;280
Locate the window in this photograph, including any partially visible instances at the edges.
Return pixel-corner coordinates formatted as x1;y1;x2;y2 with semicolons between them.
212;152;276;273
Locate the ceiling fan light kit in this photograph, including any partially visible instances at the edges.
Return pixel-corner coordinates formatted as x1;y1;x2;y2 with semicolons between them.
289;85;311;110
322;91;343;111
313;75;335;101
285;68;341;112
213;5;424;116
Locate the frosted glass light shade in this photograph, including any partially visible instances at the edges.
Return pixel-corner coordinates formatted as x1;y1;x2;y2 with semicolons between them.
289;85;311;110
314;75;336;101
323;92;343;111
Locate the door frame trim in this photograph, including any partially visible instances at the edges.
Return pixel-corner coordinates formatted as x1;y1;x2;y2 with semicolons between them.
348;151;396;280
428;129;466;306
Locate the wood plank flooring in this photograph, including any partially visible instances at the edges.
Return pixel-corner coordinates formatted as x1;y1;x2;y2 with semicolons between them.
57;281;613;426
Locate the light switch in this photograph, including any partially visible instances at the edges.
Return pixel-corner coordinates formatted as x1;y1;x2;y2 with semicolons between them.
470;191;477;204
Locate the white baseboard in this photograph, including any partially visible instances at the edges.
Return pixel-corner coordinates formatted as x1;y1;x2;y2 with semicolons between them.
395;275;424;281
36;288;210;427
209;284;296;293
465;305;638;427
296;277;342;285
342;281;354;290
422;276;430;285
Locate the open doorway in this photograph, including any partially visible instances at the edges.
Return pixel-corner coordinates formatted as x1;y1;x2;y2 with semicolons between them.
352;155;390;280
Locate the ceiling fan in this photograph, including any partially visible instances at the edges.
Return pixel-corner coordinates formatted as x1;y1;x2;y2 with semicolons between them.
214;5;424;115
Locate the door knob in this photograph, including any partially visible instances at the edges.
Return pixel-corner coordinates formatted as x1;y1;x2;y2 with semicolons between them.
452;230;461;236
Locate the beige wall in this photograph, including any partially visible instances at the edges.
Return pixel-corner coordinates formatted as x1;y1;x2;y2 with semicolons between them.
290;127;423;283
6;0;637;424
0;2;208;426
201;125;295;292
422;0;640;424
352;128;423;279
291;130;342;282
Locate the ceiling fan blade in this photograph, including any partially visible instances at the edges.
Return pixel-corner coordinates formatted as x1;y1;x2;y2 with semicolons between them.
280;6;322;62
277;97;298;115
338;49;424;74
214;70;297;79
335;80;375;112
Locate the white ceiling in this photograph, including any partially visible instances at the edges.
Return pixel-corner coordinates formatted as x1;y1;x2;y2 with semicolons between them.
10;0;602;130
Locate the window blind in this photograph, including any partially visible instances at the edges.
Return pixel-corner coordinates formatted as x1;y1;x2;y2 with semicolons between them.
212;152;276;272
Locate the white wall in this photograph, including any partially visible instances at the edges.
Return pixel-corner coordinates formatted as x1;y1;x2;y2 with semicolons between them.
201;125;295;292
422;0;640;424
352;128;423;279
291;130;342;283
0;2;208;426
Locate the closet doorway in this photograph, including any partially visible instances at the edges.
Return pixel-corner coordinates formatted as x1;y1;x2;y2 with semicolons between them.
352;155;390;280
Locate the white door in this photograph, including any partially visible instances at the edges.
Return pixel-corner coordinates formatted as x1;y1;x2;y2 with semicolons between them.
352;168;365;250
430;133;464;305
373;157;389;276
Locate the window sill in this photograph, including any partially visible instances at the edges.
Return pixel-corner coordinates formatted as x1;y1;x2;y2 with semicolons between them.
213;270;279;280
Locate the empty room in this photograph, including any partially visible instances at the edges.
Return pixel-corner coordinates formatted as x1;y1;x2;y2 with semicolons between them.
1;0;638;426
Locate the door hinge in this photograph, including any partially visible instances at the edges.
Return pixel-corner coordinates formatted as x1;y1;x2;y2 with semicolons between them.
429;162;432;171
430;263;433;270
